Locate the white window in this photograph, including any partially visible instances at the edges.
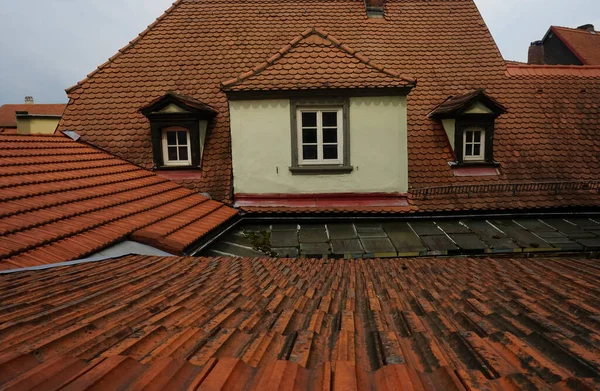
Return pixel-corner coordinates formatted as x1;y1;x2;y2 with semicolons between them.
297;108;343;165
463;128;485;161
162;127;191;166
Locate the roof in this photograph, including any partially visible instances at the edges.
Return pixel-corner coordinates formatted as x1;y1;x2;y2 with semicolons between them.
222;28;415;92
506;64;600;77
550;26;600;65
0;104;65;128
57;0;600;213
428;89;506;119
0;134;238;271
0;254;598;390
139;91;218;116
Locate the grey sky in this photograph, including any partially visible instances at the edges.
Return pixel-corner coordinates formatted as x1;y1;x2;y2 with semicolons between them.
0;0;598;104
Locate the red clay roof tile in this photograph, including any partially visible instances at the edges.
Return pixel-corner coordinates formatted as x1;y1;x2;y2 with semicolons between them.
0;134;238;270
0;254;598;389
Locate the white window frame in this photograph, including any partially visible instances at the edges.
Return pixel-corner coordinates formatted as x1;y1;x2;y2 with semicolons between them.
162;128;192;166
297;107;343;165
463;127;485;161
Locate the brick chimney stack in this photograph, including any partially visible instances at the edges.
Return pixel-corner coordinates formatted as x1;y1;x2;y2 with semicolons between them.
577;24;595;32
24;96;34;104
364;0;385;18
528;41;545;65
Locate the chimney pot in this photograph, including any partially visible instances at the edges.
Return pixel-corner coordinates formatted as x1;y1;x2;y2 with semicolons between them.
24;96;34;104
577;24;595;32
528;41;544;65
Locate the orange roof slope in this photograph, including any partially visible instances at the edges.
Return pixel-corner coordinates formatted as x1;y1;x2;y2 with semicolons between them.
0;104;65;128
0;134;238;271
552;26;600;65
0;255;598;390
222;28;415;92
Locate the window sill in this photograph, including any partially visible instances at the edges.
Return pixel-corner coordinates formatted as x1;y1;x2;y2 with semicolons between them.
289;165;354;175
154;166;201;171
449;161;501;168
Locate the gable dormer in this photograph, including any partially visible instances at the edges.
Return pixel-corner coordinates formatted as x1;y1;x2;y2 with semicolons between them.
140;92;217;169
429;89;506;166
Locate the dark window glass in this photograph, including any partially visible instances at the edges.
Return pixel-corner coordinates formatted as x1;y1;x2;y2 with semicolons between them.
168;146;178;160
302;128;317;144
179;147;188;161
473;144;481;156
474;131;481;142
177;131;187;145
303;145;318;160
323;145;338;160
322;112;337;127
323;129;337;143
302;112;317;127
465;144;473;156
167;131;177;145
466;131;473;143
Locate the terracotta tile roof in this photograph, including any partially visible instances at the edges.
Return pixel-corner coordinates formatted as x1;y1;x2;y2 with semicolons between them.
506;64;600;77
0;134;238;271
222;28;415;92
57;0;600;213
0;104;65;128
551;26;600;65
0;254;599;390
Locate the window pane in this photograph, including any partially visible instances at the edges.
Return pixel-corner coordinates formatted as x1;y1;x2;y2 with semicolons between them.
179;146;189;161
301;112;317;127
474;131;481;142
303;145;318;160
466;131;473;143
177;131;187;145
465;144;473;156
168;146;178;161
322;112;338;127
323;145;338;160
167;131;177;145
302;128;317;144
473;144;481;156
323;128;338;143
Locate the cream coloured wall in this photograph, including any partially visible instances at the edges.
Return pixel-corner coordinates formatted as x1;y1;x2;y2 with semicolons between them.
16;117;60;134
229;96;408;195
465;102;493;114
441;119;456;149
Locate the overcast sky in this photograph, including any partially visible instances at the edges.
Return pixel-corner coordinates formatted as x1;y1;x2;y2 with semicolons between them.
0;0;598;104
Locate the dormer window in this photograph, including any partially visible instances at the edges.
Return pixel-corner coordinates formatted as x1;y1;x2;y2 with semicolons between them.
463;127;485;161
140;92;217;170
162;127;191;166
429;89;506;166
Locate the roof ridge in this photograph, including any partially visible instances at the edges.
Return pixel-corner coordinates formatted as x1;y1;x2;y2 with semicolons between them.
552;25;597;33
65;0;185;94
221;27;415;88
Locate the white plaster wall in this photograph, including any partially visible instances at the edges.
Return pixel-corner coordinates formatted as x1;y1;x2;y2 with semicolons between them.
229;96;408;194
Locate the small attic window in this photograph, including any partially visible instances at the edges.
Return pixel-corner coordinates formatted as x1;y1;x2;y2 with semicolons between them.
139;92;217;170
428;89;506;166
365;0;385;18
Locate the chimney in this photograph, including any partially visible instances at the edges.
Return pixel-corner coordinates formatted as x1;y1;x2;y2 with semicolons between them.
528;41;544;65
364;0;385;18
24;96;34;104
577;24;595;32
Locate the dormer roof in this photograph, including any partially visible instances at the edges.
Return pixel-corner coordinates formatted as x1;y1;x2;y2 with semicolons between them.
428;89;507;119
221;28;415;93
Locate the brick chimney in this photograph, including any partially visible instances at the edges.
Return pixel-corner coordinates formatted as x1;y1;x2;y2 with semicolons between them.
24;96;34;104
528;41;544;65
577;24;595;32
364;0;385;18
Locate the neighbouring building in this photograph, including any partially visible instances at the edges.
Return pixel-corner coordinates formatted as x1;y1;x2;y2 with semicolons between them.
0;97;65;134
56;0;600;216
528;24;600;65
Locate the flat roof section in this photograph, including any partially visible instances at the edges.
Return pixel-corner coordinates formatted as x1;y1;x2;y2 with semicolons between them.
203;216;600;258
